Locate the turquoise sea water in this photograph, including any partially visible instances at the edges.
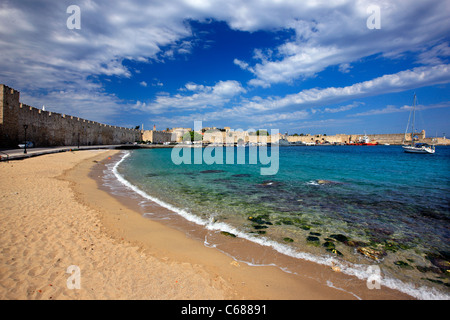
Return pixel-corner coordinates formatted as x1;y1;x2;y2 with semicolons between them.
114;145;450;299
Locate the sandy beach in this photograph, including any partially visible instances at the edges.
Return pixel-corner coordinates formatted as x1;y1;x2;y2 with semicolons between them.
0;149;413;300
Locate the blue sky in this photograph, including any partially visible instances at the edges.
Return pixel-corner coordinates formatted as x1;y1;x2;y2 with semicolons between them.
1;0;450;136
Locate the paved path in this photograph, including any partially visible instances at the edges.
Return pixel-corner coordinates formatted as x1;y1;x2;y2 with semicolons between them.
0;145;129;161
0;144;180;161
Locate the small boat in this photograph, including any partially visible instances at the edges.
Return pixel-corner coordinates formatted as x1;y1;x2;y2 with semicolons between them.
355;135;378;146
402;94;435;154
277;132;291;145
295;141;316;146
277;138;291;145
347;134;378;145
402;143;435;154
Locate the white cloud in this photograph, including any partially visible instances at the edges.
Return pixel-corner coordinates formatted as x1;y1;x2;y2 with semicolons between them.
416;42;450;65
352;101;450;117
134;80;246;114
140;81;148;87
338;63;353;74
5;0;447;92
352;105;410;117
241;64;450;112
237;0;450;87
322;102;364;113
233;58;250;71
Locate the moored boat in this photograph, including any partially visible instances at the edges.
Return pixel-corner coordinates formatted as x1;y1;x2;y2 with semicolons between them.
402;94;435;154
402;143;435;154
348;134;378;145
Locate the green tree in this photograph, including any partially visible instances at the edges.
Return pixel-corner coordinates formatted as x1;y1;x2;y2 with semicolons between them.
182;131;203;141
256;130;269;136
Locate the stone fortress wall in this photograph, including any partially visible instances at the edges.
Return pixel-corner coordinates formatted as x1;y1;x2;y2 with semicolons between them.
203;130;448;145
0;84;173;148
285;133;418;145
286;131;450;145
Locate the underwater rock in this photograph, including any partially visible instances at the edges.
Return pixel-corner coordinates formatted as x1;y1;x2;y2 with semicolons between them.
200;170;225;174
345;240;367;248
425;278;447;286
416;265;440;273
357;247;386;261
394;261;413;269
380;240;411;252
329;234;349;243
253;225;268;230
382;241;400;252
306;236;320;244
276;218;293;226
220;231;236;238
418;208;450;222
322;241;343;255
426;252;450;274
248;215;272;225
322;241;336;250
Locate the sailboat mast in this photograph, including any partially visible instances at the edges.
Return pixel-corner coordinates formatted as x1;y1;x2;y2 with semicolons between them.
411;93;416;146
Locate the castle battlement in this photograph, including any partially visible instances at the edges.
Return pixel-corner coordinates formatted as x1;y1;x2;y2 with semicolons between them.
0;84;143;148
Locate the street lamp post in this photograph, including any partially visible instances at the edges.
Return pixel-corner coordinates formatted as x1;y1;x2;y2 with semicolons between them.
23;124;28;154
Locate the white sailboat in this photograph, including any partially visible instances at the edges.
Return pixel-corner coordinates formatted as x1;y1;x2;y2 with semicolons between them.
402;94;435;154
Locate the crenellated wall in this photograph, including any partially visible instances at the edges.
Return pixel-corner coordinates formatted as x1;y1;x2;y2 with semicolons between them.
285;131;449;145
0;84;142;148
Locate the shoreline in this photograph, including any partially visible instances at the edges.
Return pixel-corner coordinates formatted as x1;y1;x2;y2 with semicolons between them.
81;151;354;299
83;150;415;300
0;149;414;299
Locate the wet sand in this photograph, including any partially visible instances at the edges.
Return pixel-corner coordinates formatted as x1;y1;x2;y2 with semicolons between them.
0;149;413;299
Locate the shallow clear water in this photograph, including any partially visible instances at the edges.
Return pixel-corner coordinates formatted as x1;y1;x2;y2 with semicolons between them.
116;145;450;299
